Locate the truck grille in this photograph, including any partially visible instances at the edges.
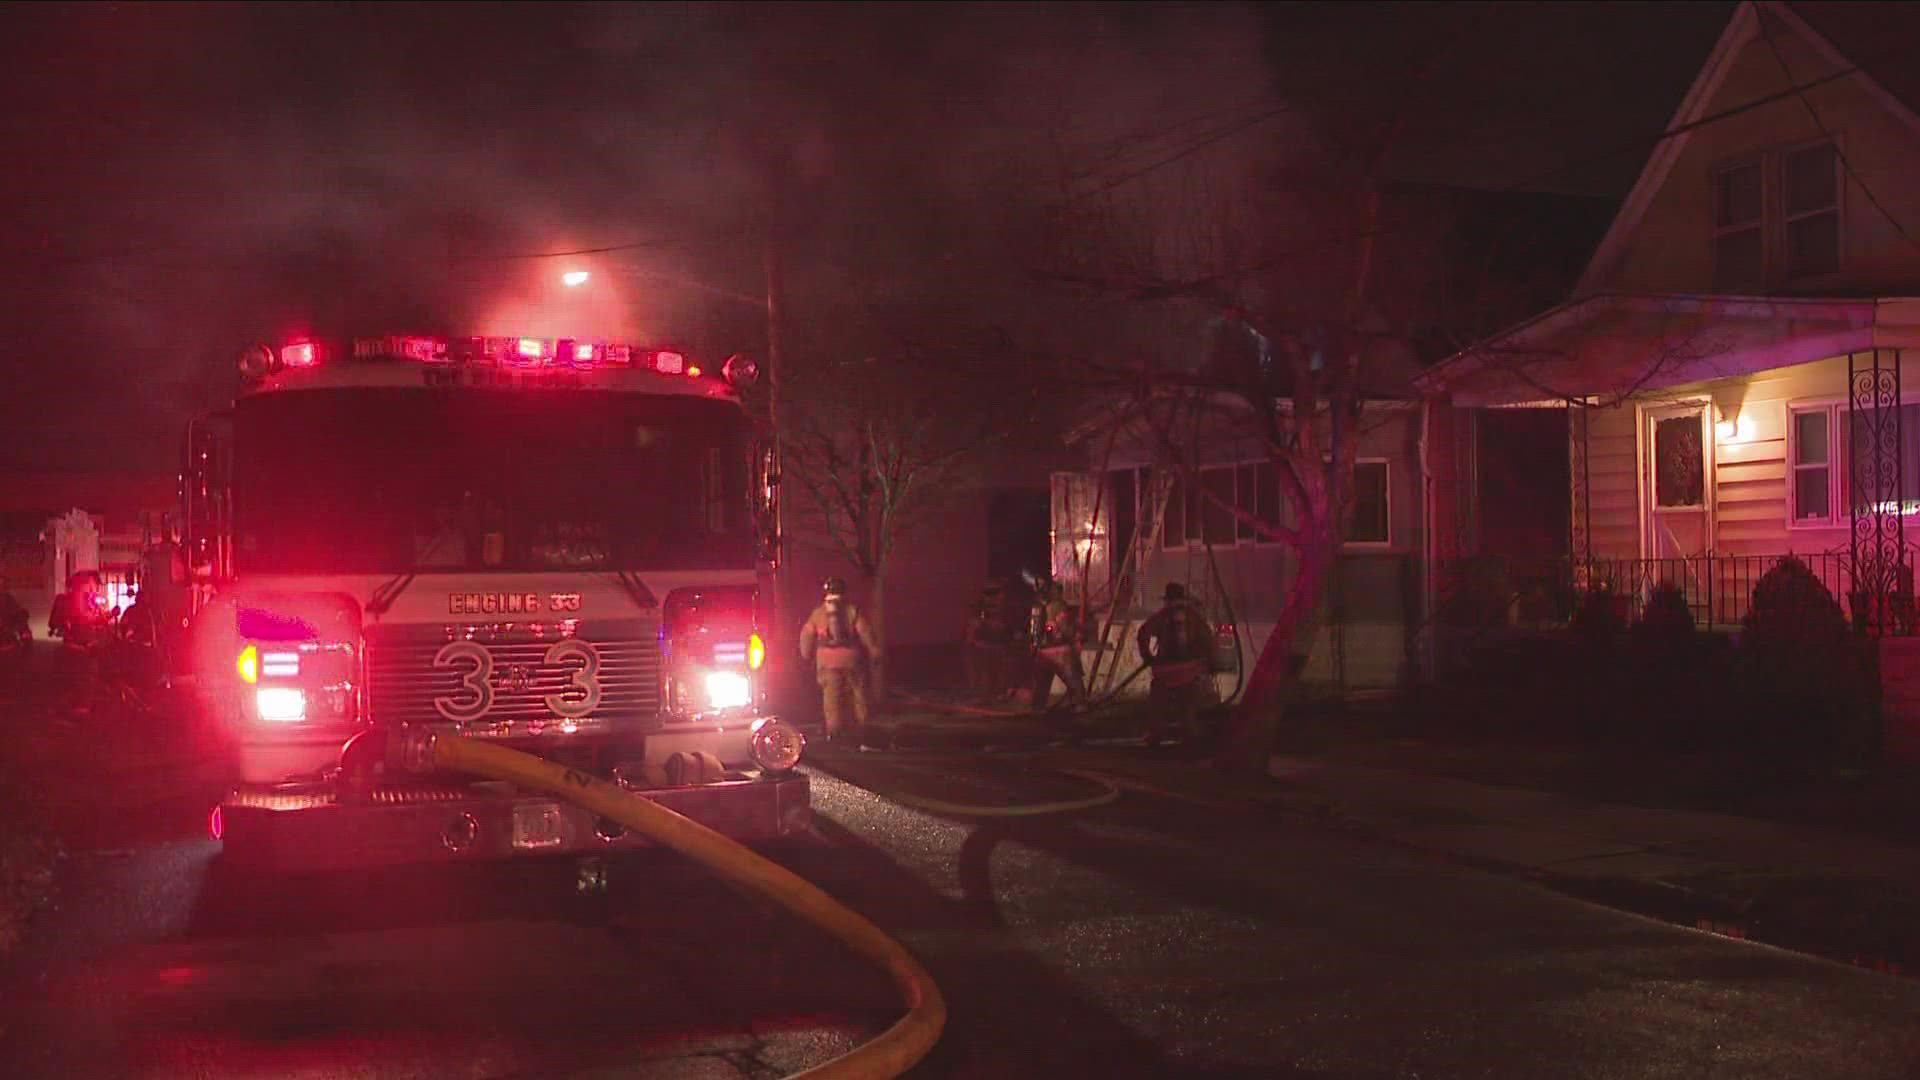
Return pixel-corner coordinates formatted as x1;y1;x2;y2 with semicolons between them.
366;632;662;728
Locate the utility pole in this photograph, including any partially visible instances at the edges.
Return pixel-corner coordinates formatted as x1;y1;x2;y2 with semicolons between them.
763;192;793;711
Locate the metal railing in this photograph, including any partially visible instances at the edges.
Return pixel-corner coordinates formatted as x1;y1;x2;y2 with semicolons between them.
1433;550;1913;635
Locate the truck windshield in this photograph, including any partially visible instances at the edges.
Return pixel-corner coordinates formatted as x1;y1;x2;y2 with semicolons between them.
233;388;756;575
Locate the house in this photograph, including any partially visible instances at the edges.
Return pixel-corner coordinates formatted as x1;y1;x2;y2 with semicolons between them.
1419;2;1920;751
1047;184;1611;700
1051;392;1425;700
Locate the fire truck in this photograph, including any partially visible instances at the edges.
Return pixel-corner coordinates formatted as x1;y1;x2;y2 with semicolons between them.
182;333;808;873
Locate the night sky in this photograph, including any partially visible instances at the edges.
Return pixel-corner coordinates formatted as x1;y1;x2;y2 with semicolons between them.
0;1;1731;475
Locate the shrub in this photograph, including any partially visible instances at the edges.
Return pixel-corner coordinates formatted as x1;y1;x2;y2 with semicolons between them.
1738;558;1876;775
1635;582;1696;641
1614;583;1704;748
1570;585;1627;645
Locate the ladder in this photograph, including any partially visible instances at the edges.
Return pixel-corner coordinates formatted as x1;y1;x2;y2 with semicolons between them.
1088;470;1175;695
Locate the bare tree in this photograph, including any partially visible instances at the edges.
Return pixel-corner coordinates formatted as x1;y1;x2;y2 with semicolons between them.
771;330;1041;703
1037;154;1736;776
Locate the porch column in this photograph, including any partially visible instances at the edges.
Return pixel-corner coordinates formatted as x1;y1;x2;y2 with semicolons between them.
1569;404;1592;577
1850;348;1903;634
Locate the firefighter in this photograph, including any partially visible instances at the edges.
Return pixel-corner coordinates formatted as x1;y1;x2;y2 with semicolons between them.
964;582;1012;698
1137;582;1215;747
1028;576;1088;714
798;576;880;747
48;570;110;646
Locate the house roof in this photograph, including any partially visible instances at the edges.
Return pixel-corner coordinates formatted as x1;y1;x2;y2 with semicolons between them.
1422;293;1920;407
1575;2;1920;296
1423;2;1920;405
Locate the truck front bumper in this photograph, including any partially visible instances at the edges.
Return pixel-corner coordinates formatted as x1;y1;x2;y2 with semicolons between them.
216;773;812;872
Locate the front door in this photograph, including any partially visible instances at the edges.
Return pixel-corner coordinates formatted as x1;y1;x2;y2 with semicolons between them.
1643;402;1713;560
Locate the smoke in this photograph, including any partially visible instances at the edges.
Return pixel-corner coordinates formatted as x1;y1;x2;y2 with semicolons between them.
0;1;1281;471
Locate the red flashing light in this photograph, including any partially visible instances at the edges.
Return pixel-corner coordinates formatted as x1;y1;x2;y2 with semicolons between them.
654;351;685;375
605;344;633;365
686;364;702;377
208;805;224;842
281;342;318;368
573;342;596;363
516;338;547;361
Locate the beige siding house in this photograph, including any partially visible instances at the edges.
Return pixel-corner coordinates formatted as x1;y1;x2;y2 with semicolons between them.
1426;2;1920;644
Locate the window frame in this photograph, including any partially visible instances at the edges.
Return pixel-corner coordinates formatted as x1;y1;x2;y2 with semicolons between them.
1781;138;1843;281
1344;458;1392;549
1785;392;1920;530
1709;138;1845;291
1710;155;1766;291
1787;400;1839;529
1155;458;1290;551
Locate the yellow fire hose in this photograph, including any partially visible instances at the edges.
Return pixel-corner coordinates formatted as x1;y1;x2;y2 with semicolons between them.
427;734;946;1080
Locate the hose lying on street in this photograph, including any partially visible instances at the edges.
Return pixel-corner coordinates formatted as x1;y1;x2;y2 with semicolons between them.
427;733;946;1080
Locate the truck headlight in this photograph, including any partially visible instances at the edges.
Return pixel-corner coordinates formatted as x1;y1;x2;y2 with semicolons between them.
703;670;752;710
255;687;306;722
750;717;805;772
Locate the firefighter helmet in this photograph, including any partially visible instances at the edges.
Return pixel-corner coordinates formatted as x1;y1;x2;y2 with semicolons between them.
1163;582;1187;602
822;576;848;598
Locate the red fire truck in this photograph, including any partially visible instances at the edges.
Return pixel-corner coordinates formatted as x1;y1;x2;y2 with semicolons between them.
182;334;807;872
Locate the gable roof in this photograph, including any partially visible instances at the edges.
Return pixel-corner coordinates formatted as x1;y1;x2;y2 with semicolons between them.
1573;2;1920;296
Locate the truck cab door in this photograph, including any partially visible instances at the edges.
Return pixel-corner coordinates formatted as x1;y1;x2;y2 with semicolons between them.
753;438;781;571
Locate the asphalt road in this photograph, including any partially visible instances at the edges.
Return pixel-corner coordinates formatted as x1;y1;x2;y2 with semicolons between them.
4;746;1920;1079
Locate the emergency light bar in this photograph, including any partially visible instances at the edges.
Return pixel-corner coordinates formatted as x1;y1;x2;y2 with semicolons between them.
250;335;726;380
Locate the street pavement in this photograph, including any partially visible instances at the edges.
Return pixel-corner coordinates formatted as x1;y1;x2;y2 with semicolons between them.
4;745;1920;1078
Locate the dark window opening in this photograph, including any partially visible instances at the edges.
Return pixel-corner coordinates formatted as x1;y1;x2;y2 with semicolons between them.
1653;415;1706;509
1348;461;1390;544
1199;467;1235;545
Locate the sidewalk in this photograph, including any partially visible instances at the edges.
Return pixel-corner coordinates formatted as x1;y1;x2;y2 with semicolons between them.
1266;752;1920;975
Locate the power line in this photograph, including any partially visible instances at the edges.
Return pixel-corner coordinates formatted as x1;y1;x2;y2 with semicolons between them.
1754;9;1920;254
1068;106;1292;203
1134;60;1872;297
1068;96;1285;182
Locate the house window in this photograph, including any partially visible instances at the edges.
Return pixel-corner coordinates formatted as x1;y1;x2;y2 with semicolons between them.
1711;141;1842;290
1162;471;1187;550
1254;461;1281;536
1848;403;1920;517
1346;460;1390;545
1158;460;1285;548
1235;463;1259;542
1790;405;1834;524
1784;143;1840;279
1653;414;1706;509
1109;467;1138;590
1200;466;1236;544
1713;161;1765;293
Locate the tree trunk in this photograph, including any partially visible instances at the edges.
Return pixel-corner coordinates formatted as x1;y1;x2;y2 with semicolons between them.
866;572;888;707
1218;542;1331;775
